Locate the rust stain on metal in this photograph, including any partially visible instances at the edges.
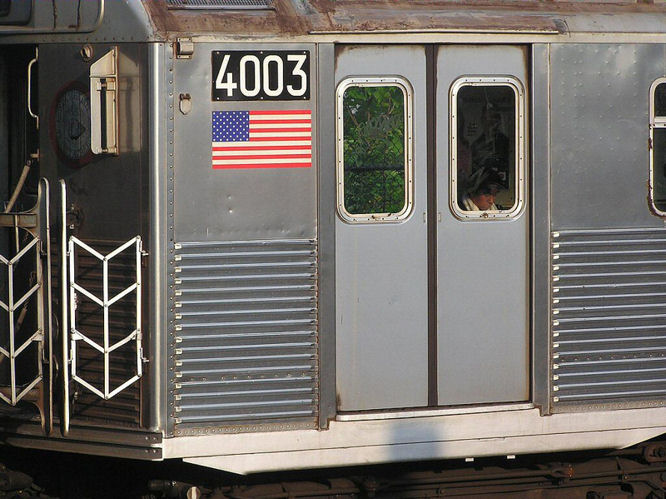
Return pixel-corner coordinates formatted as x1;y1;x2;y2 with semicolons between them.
143;0;324;38
142;0;666;38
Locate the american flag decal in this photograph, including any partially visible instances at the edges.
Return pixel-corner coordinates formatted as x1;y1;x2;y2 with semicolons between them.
212;110;312;169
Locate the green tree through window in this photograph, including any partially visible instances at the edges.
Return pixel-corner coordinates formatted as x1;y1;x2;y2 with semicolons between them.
342;85;406;215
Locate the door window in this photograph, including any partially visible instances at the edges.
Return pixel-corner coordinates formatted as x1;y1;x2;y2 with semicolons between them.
336;77;414;223
650;79;666;215
450;77;526;220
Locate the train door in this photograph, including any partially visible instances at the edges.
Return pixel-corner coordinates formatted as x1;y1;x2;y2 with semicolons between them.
335;46;429;411
335;44;528;412
436;45;529;405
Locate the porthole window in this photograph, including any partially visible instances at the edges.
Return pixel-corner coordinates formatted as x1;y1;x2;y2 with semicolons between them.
450;77;526;220
336;77;413;223
649;78;666;215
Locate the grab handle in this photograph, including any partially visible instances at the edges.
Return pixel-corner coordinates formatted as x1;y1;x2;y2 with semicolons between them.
60;180;69;436
27;48;38;130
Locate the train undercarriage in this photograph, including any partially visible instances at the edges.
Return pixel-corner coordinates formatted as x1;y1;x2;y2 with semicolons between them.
4;442;666;499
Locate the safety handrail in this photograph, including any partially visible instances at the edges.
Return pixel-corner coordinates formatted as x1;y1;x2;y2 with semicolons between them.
60;180;69;436
27;48;38;130
68;235;143;400
0;178;52;434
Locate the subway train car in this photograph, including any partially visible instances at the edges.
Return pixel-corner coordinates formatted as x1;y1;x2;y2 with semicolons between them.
2;0;666;489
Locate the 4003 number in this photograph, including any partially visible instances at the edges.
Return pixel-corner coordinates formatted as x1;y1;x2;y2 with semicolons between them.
212;50;310;101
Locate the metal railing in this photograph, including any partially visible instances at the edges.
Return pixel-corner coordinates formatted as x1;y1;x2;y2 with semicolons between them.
0;236;43;405
0;178;52;433
68;236;143;400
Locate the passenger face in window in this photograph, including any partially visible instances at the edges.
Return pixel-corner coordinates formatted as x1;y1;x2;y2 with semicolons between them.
472;186;498;211
460;167;505;212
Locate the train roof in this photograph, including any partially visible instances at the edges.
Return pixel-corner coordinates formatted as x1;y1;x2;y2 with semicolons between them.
144;0;666;38
1;0;666;43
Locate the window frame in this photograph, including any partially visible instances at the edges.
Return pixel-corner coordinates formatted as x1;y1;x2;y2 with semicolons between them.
649;77;666;217
335;76;414;224
449;76;527;221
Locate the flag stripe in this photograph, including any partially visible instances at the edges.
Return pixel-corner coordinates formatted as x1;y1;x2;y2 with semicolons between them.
213;163;312;169
213;145;312;152
214;153;311;160
247;136;311;142
251;124;312;130
249;110;311;116
250;134;310;139
249;119;311;125
250;127;311;133
214;157;311;165
249;115;311;121
214;140;310;147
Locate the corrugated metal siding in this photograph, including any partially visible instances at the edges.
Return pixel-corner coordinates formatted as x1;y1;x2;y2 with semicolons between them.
551;228;666;408
172;239;318;431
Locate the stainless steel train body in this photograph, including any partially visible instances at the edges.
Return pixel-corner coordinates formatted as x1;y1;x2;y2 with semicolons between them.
0;0;666;475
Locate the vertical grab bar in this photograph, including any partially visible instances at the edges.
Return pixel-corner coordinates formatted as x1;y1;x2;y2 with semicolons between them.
60;180;69;436
27;48;38;130
40;179;53;435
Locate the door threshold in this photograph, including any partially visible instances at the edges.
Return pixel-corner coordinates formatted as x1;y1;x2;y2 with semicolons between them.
336;402;534;422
